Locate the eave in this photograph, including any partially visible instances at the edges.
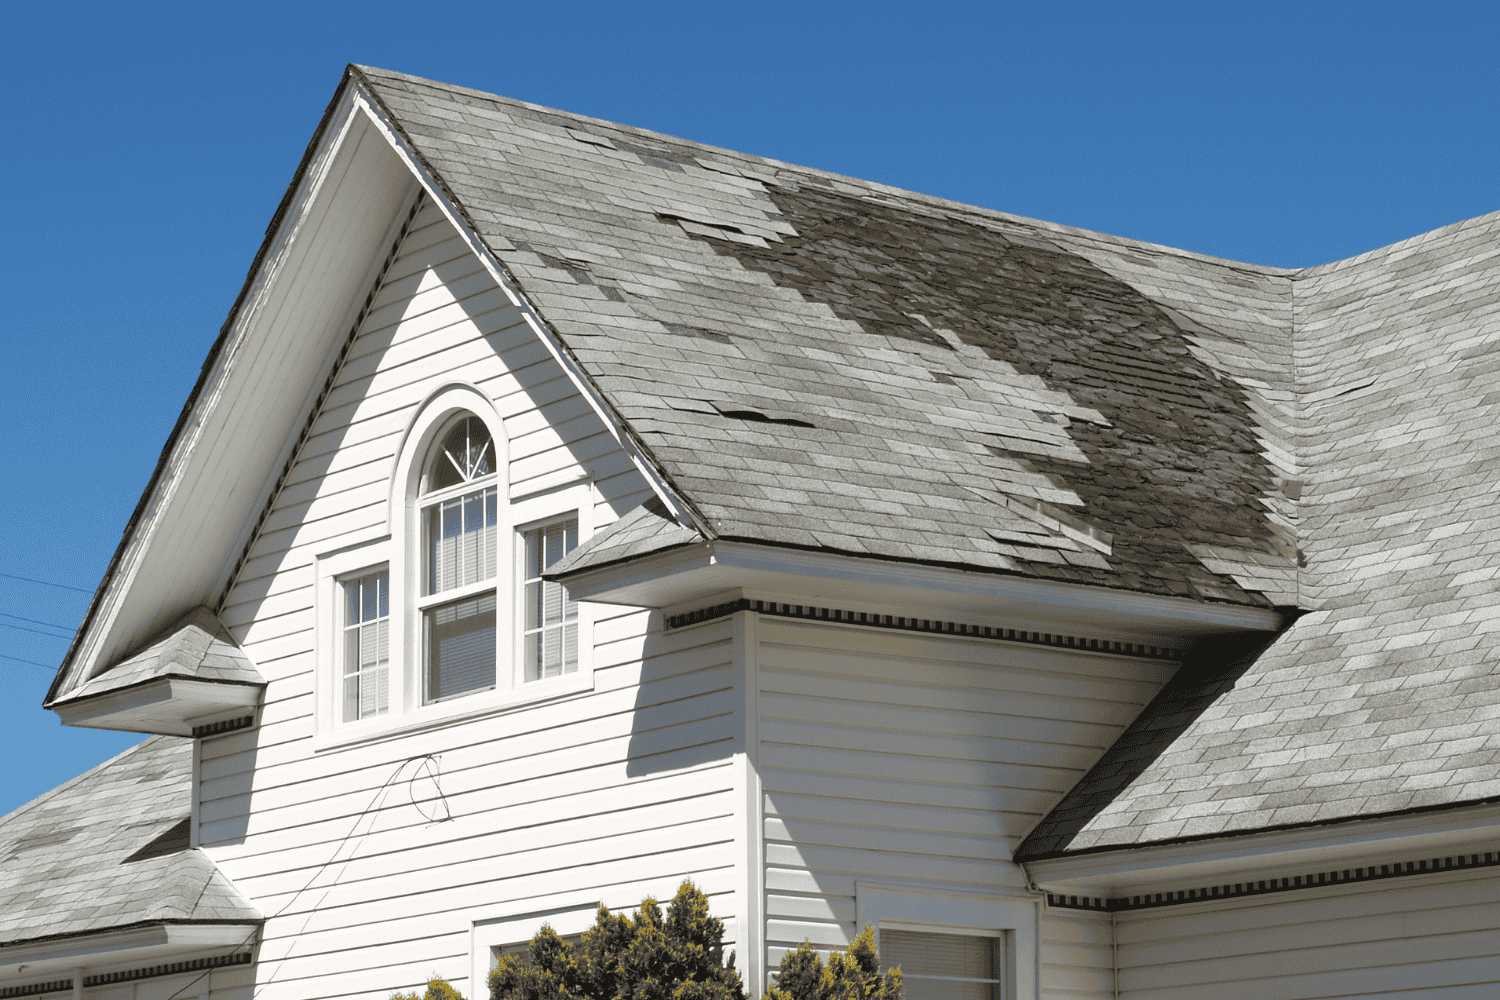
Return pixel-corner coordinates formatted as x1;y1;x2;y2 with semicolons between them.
49;677;261;737
0;922;259;985
1023;798;1500;900
559;538;1284;645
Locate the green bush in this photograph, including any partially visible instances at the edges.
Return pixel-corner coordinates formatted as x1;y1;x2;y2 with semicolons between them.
393;977;468;1000
489;881;744;1000
765;927;901;1000
396;888;900;1000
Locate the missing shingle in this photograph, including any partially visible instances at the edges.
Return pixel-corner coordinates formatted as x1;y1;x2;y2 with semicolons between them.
612;137;696;170
666;323;733;344
537;253;595;285
657;213;747;236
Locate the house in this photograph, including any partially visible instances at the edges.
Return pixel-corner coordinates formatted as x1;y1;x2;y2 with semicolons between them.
4;63;1499;1000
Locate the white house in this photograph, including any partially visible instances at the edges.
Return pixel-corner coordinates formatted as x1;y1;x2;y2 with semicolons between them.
4;65;1499;1000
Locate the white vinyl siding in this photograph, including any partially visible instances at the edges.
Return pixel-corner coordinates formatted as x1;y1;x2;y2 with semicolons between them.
206;201;740;1000
1113;868;1500;999
755;617;1174;978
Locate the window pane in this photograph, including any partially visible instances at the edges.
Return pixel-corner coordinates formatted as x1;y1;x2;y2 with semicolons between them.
342;570;390;722
428;486;498;594
521;518;579;683
430;416;495;491
880;931;998;1000
427;592;497;701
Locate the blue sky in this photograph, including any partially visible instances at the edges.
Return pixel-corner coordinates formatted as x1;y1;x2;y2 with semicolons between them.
2;1;1497;817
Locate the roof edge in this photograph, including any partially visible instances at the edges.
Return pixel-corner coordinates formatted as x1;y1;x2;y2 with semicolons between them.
1016;791;1500;865
348;66;717;540
354;65;1300;279
44;68;360;707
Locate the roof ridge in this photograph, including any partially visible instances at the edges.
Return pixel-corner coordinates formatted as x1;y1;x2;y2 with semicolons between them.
354;65;1298;277
1293;205;1500;277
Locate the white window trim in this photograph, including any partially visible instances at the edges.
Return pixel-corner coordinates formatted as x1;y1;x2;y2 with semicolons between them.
312;383;596;751
314;532;393;746
856;882;1039;1000
471;902;600;998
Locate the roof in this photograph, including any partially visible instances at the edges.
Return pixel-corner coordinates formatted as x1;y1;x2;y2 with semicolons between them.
42;65;1500;859
0;736;260;946
53;607;263;707
1019;210;1500;856
354;65;1301;610
356;67;1500;852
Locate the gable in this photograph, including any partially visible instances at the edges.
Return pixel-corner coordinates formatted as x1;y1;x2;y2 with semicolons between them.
215;195;651;729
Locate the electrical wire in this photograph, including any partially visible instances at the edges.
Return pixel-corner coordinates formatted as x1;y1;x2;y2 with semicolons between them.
161;754;454;1000
0;652;54;669
0;621;71;640
0;571;92;593
0;611;76;631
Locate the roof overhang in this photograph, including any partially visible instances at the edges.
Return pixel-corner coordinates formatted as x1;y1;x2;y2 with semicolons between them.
1023;799;1500;898
0;922;259;984
560;539;1284;644
50;678;262;736
50;66;705;705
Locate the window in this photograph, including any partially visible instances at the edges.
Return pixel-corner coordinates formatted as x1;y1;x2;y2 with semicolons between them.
521;518;579;681
419;416;499;703
314;386;598;748
880;930;1004;1000
855;884;1036;1000
342;569;390;721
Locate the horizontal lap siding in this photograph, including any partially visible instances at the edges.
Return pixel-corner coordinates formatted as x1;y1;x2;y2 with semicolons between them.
756;619;1171;974
1115;869;1500;999
1041;909;1113;1000
208;203;738;1000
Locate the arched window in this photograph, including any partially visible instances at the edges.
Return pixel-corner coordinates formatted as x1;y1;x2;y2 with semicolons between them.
418;413;500;702
315;382;597;745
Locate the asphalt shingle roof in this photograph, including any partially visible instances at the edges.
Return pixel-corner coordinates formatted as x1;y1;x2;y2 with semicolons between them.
355;65;1300;609
55;607;263;705
350;67;1500;851
1020;212;1500;856
0;736;260;946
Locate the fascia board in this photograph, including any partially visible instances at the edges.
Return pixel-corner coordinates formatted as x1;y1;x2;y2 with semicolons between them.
51;80;374;703
346;73;709;539
0;923;258;979
1023;800;1500;895
562;539;1283;640
51;677;261;736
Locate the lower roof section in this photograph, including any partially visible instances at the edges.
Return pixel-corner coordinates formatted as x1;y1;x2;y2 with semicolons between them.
0;738;261;953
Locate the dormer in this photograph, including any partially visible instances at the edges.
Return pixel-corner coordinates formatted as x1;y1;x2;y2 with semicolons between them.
48;607;264;737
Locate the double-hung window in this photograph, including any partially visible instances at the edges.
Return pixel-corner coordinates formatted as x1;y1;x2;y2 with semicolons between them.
342;569;390;721
521;518;579;681
418;415;500;703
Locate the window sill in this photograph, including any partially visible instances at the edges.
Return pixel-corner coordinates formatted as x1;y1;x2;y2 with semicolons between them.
314;671;594;752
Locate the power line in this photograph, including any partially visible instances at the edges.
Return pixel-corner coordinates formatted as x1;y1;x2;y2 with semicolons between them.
0;652;55;669
0;612;75;632
0;621;71;641
0;571;92;594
